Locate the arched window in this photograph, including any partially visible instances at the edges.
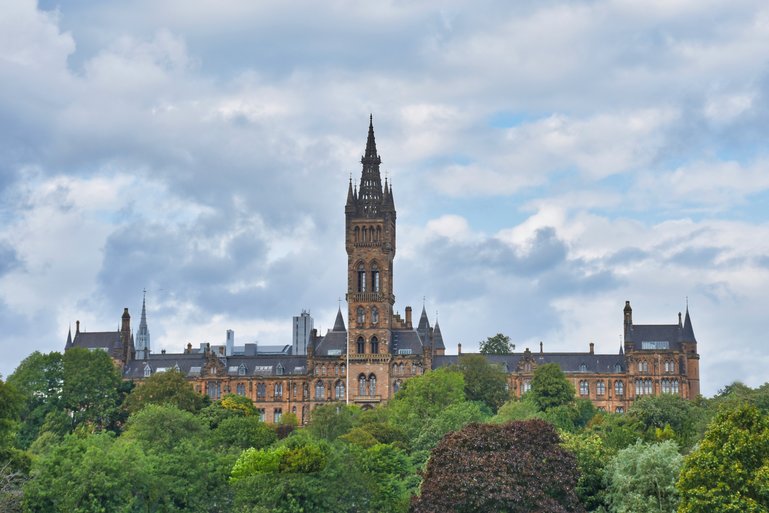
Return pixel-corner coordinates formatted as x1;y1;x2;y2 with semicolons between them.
357;263;366;292
392;363;399;375
371;263;380;292
362;226;368;242
579;363;587;372
393;380;401;394
334;365;339;376
672;379;679;394
236;383;246;396
372;306;379;324
315;380;325;400
370;336;379;354
579;380;589;396
357;307;365;325
615;380;624;396
376;226;381;241
321;365;326;376
143;364;151;377
257;382;266;399
369;374;377;396
523;380;532;393
614;363;622;373
358;374;366;396
354;226;360;243
274;383;283;399
596;381;605;396
399;363;405;375
238;364;246;376
645;378;653;395
357;337;365;354
335;380;345;400
635;378;642;395
615;406;625;414
340;364;346;376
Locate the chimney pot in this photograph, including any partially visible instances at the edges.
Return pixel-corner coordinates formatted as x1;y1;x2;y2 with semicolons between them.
539;341;543;354
76;320;80;334
405;306;413;328
458;342;462;355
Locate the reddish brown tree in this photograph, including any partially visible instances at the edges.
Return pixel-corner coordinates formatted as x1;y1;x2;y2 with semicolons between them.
410;419;585;513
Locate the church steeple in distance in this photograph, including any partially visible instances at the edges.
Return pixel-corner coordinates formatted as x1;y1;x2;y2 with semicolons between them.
136;290;151;360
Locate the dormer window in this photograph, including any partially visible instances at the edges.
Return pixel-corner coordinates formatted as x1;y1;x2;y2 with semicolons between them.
276;363;284;376
238;364;246;376
579;363;587;372
143;364;151;377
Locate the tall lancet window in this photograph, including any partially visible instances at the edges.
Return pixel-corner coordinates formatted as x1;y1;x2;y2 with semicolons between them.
371;264;380;292
371;307;379;324
357;307;365;325
357;263;366;292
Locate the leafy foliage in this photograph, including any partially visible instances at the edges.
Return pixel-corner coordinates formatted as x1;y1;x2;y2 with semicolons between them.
479;333;513;354
61;348;122;431
677;403;769;513
7;352;63;448
123;369;205;413
411;420;585;513
455;354;509;413
604;440;682;513
529;363;576;410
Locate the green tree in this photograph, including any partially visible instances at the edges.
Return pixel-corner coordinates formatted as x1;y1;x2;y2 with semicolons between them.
211;415;277;452
123;369;205;413
492;396;540;423
479;333;513;354
529;363;576;410
604;440;682;513
307;404;360;441
122;403;206;452
561;432;610;512
7;351;63;448
628;394;699;449
23;432;148;513
677;403;769;513
61;348;122;431
455;354;509;413
412;401;489;452
386;368;466;440
411;420;584;513
0;377;22;451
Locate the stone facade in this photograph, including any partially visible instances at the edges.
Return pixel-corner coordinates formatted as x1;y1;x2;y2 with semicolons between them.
66;116;701;422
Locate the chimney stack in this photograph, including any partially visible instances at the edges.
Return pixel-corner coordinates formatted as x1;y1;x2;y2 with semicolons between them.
76;320;80;334
405;306;412;328
458;342;462;355
589;342;594;354
539;341;543;354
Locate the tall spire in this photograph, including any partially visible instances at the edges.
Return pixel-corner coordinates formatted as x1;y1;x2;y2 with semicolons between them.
358;115;383;213
136;290;151;360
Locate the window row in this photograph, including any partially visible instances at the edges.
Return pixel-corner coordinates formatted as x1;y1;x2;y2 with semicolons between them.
356;262;381;293
353;225;382;244
314;364;346;377
356;306;380;325
636;360;679;374
391;362;421;375
356;336;380;354
358;374;378;397
577;380;624;397
314;379;347;400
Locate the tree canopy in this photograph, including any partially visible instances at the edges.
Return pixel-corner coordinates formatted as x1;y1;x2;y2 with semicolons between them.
456;354;509;413
411;420;585;513
479;333;513;354
529;363;575;410
677;403;769;513
123;369;205;413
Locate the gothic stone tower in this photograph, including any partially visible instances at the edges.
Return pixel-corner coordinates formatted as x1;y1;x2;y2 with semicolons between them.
344;116;396;401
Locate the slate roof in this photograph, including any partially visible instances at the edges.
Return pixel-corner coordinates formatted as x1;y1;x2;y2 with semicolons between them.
390;329;424;355
432;321;445;351
432;352;627;374
124;352;309;379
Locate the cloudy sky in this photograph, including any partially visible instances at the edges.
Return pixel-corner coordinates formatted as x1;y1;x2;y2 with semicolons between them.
2;0;769;395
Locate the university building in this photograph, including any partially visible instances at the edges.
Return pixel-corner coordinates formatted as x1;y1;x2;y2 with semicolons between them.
65;117;700;422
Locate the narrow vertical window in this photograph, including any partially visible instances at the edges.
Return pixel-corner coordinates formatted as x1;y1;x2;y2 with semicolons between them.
371;264;380;292
358;375;366;396
357;307;365;324
370;336;379;354
369;374;377;396
357;264;366;292
357;337;365;354
372;307;379;324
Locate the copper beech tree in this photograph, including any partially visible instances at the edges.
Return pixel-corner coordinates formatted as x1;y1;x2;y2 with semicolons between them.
410;419;585;513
